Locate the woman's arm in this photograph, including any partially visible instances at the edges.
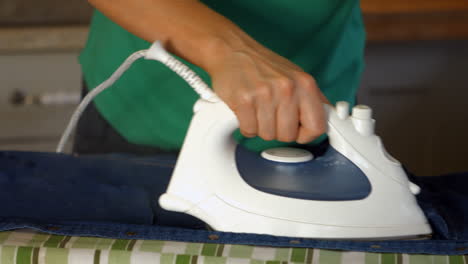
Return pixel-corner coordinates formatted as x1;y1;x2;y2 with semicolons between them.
88;0;328;143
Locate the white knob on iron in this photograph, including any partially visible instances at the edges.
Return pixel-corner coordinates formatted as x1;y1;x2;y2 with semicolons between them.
351;105;375;136
352;105;372;119
261;147;314;163
336;101;350;120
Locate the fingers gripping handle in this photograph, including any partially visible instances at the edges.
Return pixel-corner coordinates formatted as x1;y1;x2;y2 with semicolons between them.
145;41;220;102
146;41;337;142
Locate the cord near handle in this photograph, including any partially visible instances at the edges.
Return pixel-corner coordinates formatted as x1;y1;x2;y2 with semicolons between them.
57;41;218;153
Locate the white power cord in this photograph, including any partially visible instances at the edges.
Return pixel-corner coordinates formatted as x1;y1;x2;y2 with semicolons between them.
56;41;219;153
145;42;218;102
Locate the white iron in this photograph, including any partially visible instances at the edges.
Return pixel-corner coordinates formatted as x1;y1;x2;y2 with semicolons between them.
146;42;432;239
158;98;431;239
60;42;431;239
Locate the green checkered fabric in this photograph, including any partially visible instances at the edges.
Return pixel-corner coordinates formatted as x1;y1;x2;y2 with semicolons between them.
0;230;465;264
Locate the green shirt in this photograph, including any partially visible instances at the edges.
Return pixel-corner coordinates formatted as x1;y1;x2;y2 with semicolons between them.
79;0;366;152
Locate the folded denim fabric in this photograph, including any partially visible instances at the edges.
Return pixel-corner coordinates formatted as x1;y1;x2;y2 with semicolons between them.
0;151;466;255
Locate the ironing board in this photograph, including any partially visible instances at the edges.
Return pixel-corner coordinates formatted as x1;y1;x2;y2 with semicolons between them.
0;229;465;264
0;150;467;263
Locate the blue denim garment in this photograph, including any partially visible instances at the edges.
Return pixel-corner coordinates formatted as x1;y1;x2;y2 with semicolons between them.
0;150;466;255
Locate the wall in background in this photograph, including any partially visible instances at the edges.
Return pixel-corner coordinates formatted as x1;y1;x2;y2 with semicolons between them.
0;53;81;152
359;40;468;176
0;0;91;26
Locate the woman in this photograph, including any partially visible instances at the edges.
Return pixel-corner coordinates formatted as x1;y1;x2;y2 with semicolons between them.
74;0;366;155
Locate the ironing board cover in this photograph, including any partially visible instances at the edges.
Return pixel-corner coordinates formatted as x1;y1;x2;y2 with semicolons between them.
0;150;467;257
1;229;466;264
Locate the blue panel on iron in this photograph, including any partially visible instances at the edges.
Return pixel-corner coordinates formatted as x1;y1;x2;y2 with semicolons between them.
235;145;371;201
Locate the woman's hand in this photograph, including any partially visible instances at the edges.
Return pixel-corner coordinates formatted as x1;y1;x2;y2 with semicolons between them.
207;43;329;144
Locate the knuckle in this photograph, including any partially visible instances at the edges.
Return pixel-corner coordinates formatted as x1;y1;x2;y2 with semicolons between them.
274;77;295;97
295;72;317;89
236;93;255;107
255;83;273;101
